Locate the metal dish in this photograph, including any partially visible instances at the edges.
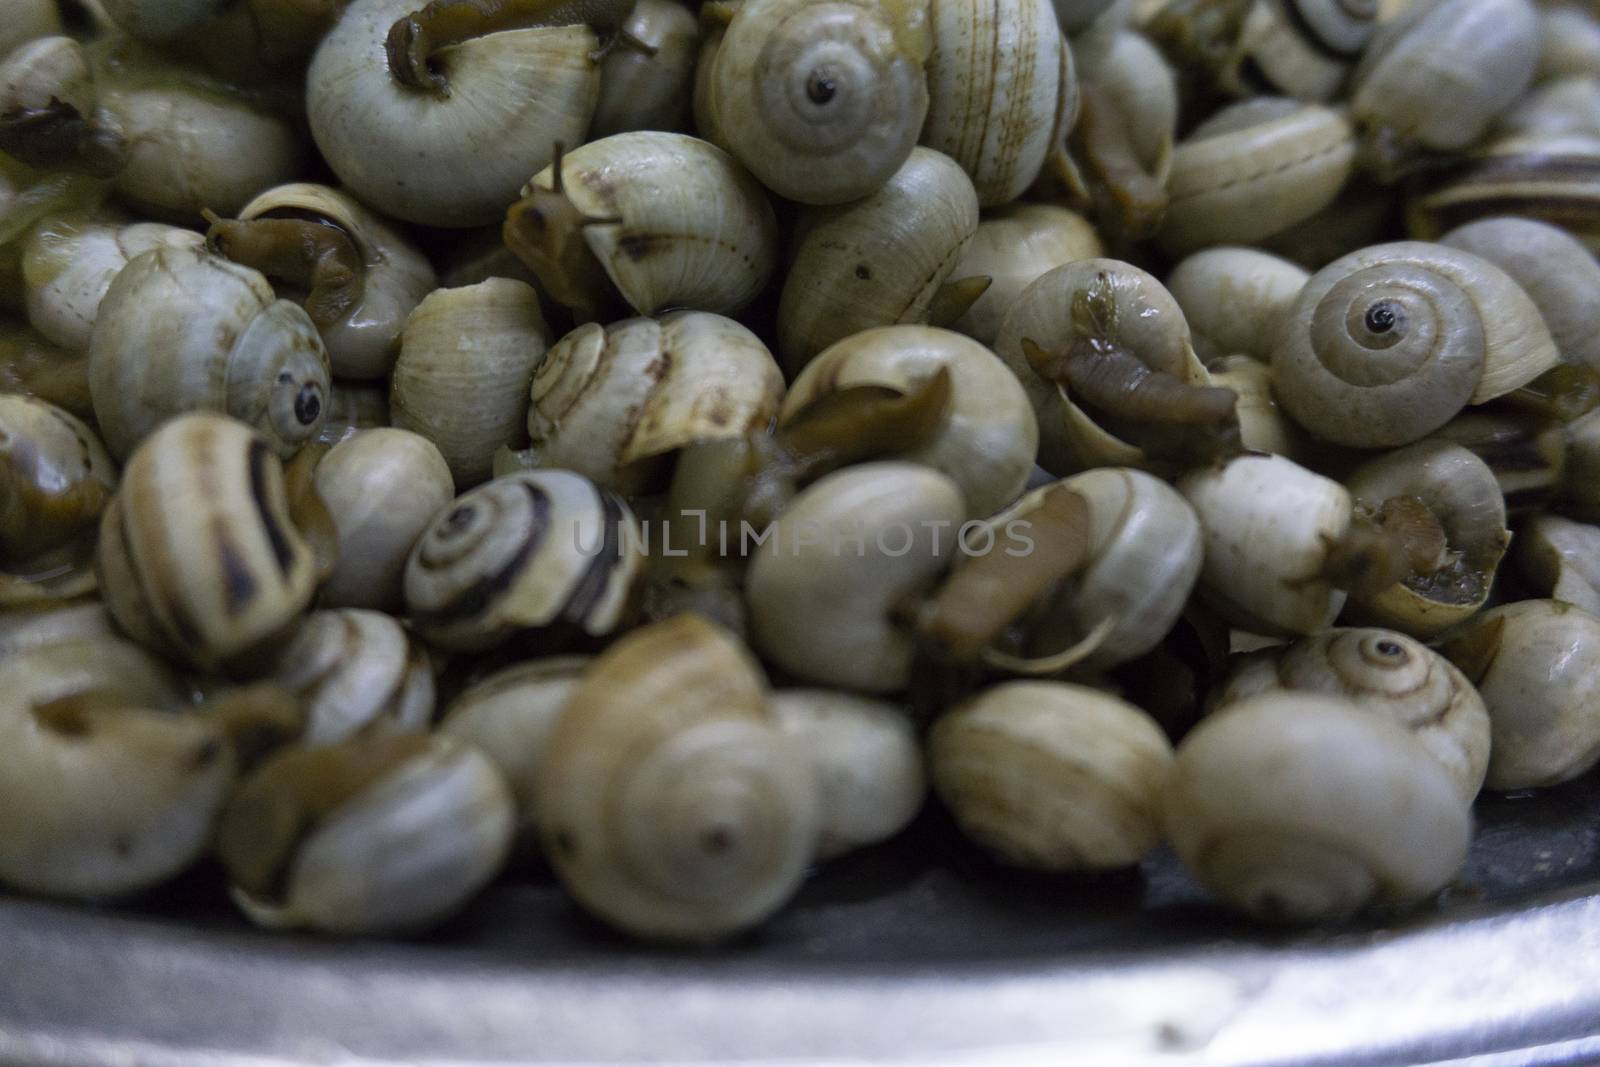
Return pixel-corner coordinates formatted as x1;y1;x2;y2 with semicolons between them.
3;778;1600;1066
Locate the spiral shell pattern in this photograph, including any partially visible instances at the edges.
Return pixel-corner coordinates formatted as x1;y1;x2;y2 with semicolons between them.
270;609;435;747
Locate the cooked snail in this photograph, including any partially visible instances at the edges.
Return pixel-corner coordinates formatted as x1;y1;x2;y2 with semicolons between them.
267;609;434;746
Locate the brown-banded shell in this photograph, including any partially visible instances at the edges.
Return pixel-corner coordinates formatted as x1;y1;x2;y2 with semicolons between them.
0;393;116;572
1406;133;1600;254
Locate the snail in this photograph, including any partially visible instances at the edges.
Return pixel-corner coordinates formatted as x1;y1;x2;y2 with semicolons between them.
696;0;932;205
307;0;603;228
0;36;127;179
1439;217;1600;376
1561;406;1600;521
1498;76;1600;140
779;325;1037;519
996;259;1242;476
1259;177;1402;270
204;183;437;381
403;469;645;653
929;681;1175;870
1342;441;1511;637
218;733;516;935
389;279;550;488
1441;599;1600;790
0;393;116;606
537;614;819;943
95;413;321;673
0;599;116;662
22;210;203;354
0;637;235;900
1406;133;1600;254
313;428;455;611
1164;246;1309;364
1158;97;1356;255
947;204;1103;349
315;381;390;447
777;147;982;375
1;0;65;59
1178;453;1429;636
132;0;349;78
504;132;779;324
590;0;699;138
1271;241;1562;449
1350;0;1540;181
919;0;1073;207
0;317;92;419
1537;5;1600;84
1516;514;1600;616
517;311;785;497
1428;407;1567;517
1069;24;1175;187
1210;628;1491;802
1165;691;1472;923
88;245;331;461
1205;355;1306;460
266;609;435;746
770;689;924;860
438;656;589;858
745;463;967;693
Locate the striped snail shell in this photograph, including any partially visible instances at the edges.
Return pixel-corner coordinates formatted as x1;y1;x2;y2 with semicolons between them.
267;609;435;747
88;245;331;461
537;615;820;942
404;470;645;654
95;413;320;673
1406;133;1600;254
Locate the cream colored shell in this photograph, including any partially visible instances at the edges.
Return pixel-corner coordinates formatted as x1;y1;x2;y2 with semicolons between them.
95;413;319;673
537;615;819;943
88;245;331;460
948;204;1103;348
746;462;967;692
390;279;550;488
1165;247;1309;363
0;601;116;662
1212;629;1490;802
779;325;1037;518
0;35;97;119
1206;355;1304;460
1165;692;1472;923
1177;453;1351;636
771;689;925;859
268;609;435;746
1071;26;1175;182
1537;5;1600;83
527;312;785;496
1516;514;1600;616
314;428;456;612
777;147;980;374
403;470;644;653
929;681;1174;870
307;0;600;227
0;0;63;57
315;382;390;447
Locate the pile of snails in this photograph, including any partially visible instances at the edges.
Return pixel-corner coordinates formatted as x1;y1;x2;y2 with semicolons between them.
6;0;1600;944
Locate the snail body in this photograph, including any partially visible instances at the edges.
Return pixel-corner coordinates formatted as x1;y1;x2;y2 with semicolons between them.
538;615;819;942
1271;241;1562;448
89;245;331;461
777;147;981;374
591;0;699;137
268;609;435;746
930;681;1174;870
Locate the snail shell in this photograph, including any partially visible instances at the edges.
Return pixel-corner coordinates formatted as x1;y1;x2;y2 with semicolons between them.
1406;133;1600;253
1212;628;1491;802
930;681;1174;870
315;381;390;447
0;34;97;117
1343;440;1510;637
1498;76;1600;140
390;279;550;488
1428;407;1566;517
1071;25;1176;182
920;0;1072;206
1444;599;1600;790
0;393;116;569
506;131;779;323
1351;0;1540;180
1178;453;1351;636
267;609;435;747
1206;355;1306;460
1271;241;1562;448
1165;691;1472;923
23;211;203;354
780;325;1037;519
777;147;980;375
95;413;319;673
0;637;234;900
98;0;231;41
1147;0;1375;103
0;0;64;57
1516;514;1600;617
746;462;967;692
214;183;438;381
701;0;933;205
590;0;699;137
403;470;645;653
439;656;589;858
1159;97;1356;255
314;428;455;612
1562;406;1600;520
89;245;331;461
1054;0;1121;31
771;689;924;860
1440;216;1600;376
1165;246;1309;364
1537;5;1600;83
537;614;819;943
308;0;600;227
0;600;116;662
526;312;785;497
948;204;1104;349
219;733;515;935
